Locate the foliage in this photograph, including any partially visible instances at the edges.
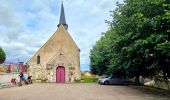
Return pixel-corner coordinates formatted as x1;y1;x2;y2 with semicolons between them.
0;47;6;64
81;76;98;83
90;0;170;82
90;30;113;75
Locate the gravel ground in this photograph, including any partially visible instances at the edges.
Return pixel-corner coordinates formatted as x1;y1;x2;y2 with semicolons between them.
0;83;169;100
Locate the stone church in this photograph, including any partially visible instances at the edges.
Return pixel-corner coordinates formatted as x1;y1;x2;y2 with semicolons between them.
27;3;80;83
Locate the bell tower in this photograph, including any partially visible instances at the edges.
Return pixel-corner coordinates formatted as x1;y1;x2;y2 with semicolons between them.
57;2;68;30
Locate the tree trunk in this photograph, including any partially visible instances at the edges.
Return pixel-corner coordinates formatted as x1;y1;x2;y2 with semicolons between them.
135;76;140;85
163;73;170;90
165;80;169;90
140;76;144;85
154;76;160;88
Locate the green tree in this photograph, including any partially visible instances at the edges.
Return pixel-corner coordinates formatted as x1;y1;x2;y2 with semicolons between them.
90;31;112;75
0;47;6;64
90;0;170;84
110;0;170;82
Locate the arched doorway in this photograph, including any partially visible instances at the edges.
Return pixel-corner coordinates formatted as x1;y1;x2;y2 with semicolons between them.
56;66;65;83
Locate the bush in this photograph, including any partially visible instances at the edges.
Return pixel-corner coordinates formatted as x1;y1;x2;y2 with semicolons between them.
0;47;6;64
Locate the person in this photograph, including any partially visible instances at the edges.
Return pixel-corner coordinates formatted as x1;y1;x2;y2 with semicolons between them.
27;76;32;84
19;72;28;86
19;72;23;86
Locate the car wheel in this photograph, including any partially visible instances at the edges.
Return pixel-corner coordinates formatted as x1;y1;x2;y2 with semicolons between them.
122;81;128;85
99;83;101;85
104;81;109;85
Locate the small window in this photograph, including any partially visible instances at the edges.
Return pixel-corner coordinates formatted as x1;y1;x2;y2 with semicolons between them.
37;55;40;64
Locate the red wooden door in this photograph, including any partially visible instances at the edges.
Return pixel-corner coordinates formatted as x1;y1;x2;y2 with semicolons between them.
56;66;65;83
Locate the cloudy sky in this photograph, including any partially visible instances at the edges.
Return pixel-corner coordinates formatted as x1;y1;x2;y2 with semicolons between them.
0;0;123;71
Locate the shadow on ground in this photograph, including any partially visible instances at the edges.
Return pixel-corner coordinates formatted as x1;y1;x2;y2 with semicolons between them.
128;85;170;97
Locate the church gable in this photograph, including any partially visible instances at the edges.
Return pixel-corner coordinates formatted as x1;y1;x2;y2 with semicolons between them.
46;50;76;69
28;25;79;65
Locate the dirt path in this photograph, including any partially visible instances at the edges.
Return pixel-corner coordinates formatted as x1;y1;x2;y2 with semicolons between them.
0;83;169;100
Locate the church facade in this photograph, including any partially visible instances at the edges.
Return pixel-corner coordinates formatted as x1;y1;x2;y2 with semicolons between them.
27;3;80;83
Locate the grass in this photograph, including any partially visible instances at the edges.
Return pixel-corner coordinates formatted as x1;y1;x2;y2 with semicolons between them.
80;77;98;83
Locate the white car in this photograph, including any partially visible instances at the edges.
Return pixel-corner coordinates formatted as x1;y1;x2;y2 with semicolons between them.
98;76;128;85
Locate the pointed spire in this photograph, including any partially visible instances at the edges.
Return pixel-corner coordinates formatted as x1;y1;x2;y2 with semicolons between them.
58;1;68;30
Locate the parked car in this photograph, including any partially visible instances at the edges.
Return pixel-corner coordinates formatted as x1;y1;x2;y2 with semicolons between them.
98;75;128;85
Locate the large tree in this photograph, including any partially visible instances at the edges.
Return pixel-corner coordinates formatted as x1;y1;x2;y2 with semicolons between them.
90;0;170;83
0;47;6;64
90;31;113;75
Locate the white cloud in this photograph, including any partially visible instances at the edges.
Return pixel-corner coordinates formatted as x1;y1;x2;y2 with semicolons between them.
0;0;123;70
90;0;124;14
0;0;58;62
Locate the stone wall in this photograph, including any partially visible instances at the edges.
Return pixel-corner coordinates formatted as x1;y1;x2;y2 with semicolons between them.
0;74;27;83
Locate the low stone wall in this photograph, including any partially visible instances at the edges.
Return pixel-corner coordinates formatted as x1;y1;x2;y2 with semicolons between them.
0;74;27;84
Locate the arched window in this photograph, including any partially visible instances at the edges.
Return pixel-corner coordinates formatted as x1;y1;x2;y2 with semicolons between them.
37;55;40;64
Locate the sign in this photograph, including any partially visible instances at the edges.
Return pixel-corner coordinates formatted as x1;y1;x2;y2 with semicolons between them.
11;65;19;73
0;64;26;74
0;65;4;72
